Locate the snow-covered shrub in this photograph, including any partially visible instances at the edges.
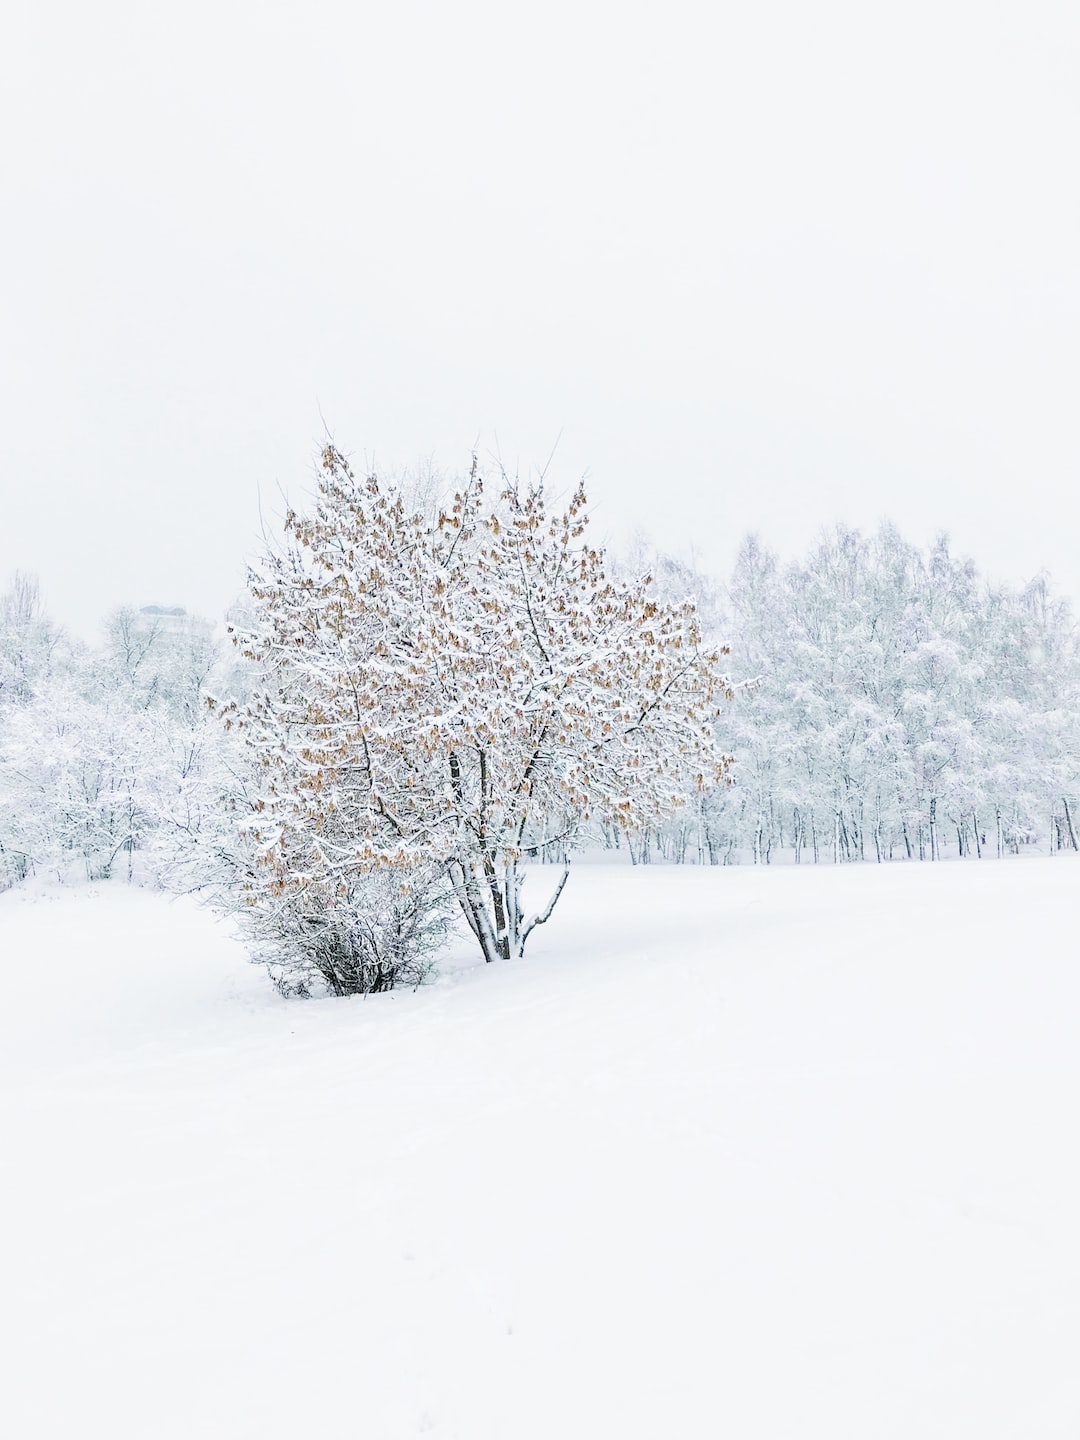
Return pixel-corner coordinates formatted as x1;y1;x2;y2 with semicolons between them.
238;866;451;997
148;679;449;997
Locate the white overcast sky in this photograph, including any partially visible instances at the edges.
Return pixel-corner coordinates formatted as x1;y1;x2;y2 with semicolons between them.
2;0;1078;636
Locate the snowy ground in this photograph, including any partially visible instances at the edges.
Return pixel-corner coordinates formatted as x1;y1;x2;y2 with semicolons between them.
2;857;1079;1439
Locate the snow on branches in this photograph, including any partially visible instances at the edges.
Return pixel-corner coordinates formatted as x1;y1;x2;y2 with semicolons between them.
227;446;732;962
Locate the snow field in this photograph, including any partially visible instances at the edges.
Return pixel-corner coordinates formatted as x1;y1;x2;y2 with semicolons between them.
2;858;1079;1438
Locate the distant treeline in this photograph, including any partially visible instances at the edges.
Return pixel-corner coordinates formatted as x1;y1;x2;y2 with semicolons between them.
2;518;1078;897
621;523;1079;864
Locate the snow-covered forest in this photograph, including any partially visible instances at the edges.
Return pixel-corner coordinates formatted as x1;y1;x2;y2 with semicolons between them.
0;577;232;894
3;482;1077;933
3;480;1079;953
671;524;1080;867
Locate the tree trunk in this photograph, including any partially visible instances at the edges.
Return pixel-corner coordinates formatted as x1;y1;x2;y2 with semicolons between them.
448;861;502;964
449;858;569;962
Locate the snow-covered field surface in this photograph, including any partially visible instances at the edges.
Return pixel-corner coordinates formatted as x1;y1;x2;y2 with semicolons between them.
2;858;1079;1438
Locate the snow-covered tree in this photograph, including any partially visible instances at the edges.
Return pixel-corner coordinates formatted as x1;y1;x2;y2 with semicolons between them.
0;576;75;884
0;573;65;709
0;600;232;887
716;525;1080;864
224;446;732;965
